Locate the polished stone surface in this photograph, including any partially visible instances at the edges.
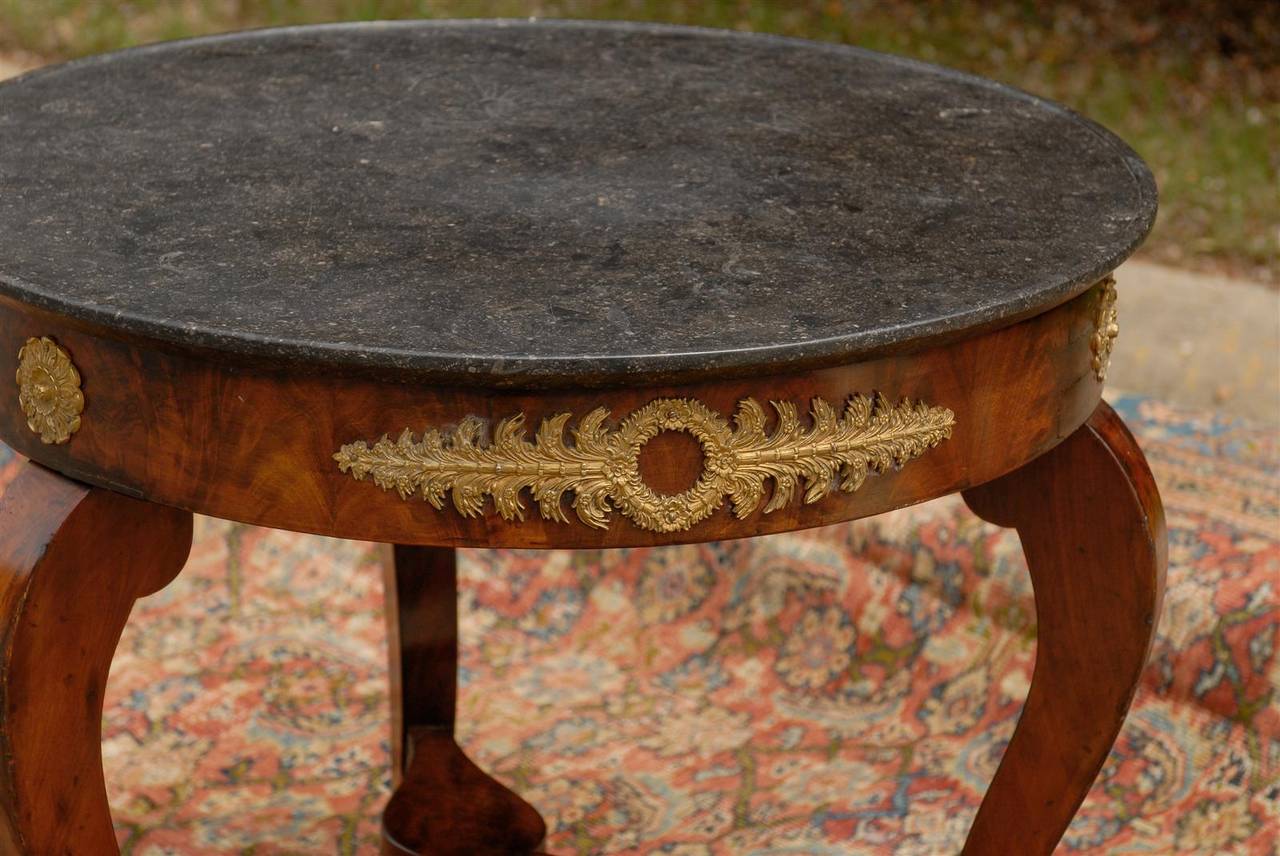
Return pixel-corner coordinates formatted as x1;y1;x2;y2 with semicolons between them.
0;20;1154;386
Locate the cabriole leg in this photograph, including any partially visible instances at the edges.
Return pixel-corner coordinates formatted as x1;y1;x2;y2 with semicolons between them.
0;462;192;854
960;402;1166;854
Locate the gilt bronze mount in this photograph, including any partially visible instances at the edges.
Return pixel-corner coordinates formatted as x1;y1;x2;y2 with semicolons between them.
16;337;83;445
335;394;956;533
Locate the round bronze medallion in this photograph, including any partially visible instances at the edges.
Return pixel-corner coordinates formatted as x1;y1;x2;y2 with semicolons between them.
16;337;84;444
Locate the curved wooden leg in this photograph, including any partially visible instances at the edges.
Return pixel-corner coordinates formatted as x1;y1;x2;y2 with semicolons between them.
0;462;192;854
380;545;547;856
960;402;1166;855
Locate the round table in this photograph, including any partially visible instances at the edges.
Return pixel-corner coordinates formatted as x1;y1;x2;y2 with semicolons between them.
0;20;1163;856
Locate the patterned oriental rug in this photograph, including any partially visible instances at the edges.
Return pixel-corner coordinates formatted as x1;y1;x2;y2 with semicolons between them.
0;395;1275;855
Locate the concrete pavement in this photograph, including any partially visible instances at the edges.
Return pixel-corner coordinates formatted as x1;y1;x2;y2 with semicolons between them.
1112;260;1279;425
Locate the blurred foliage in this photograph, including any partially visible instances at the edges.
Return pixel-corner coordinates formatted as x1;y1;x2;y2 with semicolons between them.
0;0;1276;280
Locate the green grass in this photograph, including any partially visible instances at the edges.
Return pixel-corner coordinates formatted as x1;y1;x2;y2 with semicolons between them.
2;0;1275;280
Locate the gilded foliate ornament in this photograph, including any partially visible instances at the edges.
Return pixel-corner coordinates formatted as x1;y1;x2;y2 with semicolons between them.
16;337;84;444
1091;275;1119;383
335;393;955;533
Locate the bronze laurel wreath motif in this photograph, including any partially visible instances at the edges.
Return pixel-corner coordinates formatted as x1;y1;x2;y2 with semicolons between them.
16;337;84;444
335;394;955;533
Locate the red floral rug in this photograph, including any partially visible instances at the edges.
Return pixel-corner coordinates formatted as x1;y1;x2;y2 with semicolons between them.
0;395;1275;854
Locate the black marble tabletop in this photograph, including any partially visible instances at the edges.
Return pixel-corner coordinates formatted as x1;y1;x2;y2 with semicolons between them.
0;20;1154;387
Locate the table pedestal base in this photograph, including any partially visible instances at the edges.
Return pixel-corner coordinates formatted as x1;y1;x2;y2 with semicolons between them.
381;545;547;855
382;731;547;856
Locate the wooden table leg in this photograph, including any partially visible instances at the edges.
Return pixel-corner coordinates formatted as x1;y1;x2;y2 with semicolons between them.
380;546;547;856
960;402;1166;854
0;462;192;854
